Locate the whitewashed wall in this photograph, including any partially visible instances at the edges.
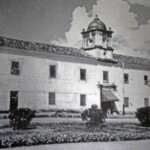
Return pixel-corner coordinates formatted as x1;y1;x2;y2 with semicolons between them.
0;47;100;111
0;46;150;112
99;64;150;112
123;69;150;112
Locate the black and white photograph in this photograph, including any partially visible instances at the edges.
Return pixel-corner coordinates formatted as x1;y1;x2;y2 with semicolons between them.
0;0;150;149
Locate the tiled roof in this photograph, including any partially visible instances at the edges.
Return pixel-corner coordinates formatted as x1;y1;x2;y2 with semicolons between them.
114;54;150;68
0;36;94;59
0;36;150;69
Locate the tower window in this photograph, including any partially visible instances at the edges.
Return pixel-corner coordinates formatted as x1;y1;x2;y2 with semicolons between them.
11;61;20;75
103;71;109;83
124;73;129;84
144;75;148;85
50;65;56;78
80;69;86;80
80;94;86;106
144;98;149;107
49;92;55;105
124;97;129;107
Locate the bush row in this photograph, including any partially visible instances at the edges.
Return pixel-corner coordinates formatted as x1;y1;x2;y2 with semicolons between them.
0;114;81;119
1;131;150;148
0;115;8;119
35;113;81;118
36;109;81;114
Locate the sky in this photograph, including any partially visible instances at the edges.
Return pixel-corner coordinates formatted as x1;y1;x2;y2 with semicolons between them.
0;0;150;58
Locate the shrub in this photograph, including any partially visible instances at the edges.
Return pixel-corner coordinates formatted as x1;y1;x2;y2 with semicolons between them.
35;114;49;118
81;104;105;127
136;106;150;127
0;110;9;114
3;115;8;119
37;109;81;114
9;108;35;130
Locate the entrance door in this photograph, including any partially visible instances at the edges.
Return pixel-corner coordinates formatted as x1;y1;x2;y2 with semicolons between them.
10;91;18;112
101;101;112;114
101;101;119;115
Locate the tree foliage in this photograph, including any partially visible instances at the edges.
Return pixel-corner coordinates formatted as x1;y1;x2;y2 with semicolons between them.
136;106;150;127
81;104;105;127
9;108;35;130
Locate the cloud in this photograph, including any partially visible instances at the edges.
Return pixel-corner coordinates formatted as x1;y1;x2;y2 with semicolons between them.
52;6;91;47
129;4;150;26
125;0;150;7
52;0;150;58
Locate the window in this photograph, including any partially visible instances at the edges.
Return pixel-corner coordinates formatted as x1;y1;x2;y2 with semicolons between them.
10;91;18;112
49;92;55;105
124;97;129;107
103;71;109;83
80;94;86;106
144;98;149;107
50;65;56;78
144;75;148;85
80;69;86;80
11;61;20;75
124;73;129;84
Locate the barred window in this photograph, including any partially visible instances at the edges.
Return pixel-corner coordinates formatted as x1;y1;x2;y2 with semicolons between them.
124;97;129;107
80;94;86;106
80;69;86;80
49;93;55;105
50;65;56;78
124;73;129;84
103;71;109;83
144;98;149;107
144;75;148;85
11;61;20;75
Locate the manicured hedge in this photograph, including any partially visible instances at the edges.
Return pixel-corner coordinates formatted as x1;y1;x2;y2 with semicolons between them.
1;131;150;148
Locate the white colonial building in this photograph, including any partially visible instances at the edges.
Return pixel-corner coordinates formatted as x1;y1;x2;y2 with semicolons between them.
0;15;150;114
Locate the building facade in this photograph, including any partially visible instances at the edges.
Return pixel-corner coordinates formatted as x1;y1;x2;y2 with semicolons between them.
0;16;150;113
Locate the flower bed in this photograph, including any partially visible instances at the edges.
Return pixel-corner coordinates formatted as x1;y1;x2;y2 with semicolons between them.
1;131;150;148
0;122;150;148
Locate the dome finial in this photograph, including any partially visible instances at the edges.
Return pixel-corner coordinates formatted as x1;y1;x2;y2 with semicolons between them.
94;14;99;21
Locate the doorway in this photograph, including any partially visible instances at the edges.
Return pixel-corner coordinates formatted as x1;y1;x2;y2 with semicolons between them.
101;101;113;114
10;91;18;112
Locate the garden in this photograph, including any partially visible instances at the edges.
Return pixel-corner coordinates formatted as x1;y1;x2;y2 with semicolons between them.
0;105;150;148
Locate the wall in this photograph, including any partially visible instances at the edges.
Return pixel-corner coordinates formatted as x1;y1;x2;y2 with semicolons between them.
99;63;150;113
123;69;150;112
98;64;124;112
0;47;100;111
85;48;113;60
0;46;150;113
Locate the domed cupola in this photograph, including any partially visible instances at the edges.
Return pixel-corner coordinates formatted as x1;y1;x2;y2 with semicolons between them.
87;15;107;31
81;15;116;62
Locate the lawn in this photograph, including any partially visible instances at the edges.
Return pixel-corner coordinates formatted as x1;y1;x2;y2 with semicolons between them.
0;118;150;148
